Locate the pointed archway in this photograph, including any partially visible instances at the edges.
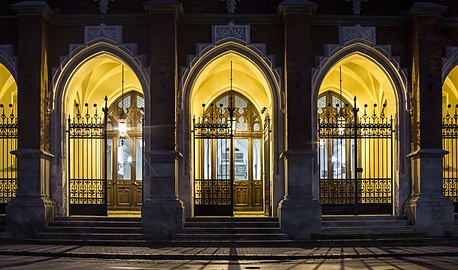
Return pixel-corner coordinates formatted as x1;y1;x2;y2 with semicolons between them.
180;40;283;217
313;42;409;215
51;41;150;216
0;61;18;213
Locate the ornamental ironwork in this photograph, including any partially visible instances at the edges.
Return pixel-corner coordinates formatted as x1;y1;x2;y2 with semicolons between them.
193;98;235;216
442;104;458;212
318;95;393;215
0;104;17;214
67;97;108;216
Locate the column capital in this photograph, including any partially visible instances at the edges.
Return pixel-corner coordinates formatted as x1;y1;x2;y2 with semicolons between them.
279;0;318;16
143;0;183;16
409;2;447;20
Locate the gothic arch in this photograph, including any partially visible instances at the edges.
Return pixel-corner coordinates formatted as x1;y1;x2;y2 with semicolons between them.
312;39;410;215
178;37;284;217
50;38;150;215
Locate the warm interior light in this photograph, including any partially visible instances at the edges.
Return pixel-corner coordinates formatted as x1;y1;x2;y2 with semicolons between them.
118;119;127;138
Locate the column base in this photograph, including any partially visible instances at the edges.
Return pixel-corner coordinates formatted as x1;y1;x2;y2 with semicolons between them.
405;194;454;236
6;196;55;239
278;195;322;239
141;195;185;240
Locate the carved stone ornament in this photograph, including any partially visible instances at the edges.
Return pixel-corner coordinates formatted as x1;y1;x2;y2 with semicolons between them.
94;0;115;14
85;23;122;44
347;0;368;15
339;24;376;45
221;0;241;13
213;23;250;43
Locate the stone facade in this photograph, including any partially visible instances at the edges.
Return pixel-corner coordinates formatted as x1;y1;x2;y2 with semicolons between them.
0;0;457;239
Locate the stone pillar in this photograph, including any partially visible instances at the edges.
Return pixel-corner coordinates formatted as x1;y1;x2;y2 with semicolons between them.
142;0;184;240
6;1;55;238
277;0;321;239
405;2;454;236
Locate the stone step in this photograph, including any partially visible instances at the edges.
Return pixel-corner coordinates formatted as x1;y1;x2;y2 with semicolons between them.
44;226;143;234
173;233;288;241
30;238;148;246
322;215;406;221
54;217;141;222
186;217;278;223
34;232;145;240
321;225;417;234
49;220;142;227
322;219;412;227
184;221;279;228
182;227;281;234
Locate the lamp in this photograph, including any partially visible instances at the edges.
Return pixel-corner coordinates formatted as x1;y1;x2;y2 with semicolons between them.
119;65;127;139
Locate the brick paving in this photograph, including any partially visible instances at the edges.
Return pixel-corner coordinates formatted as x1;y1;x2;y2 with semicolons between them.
1;243;458;260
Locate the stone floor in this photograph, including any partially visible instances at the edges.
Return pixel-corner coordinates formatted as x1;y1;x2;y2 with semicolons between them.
1;243;458;261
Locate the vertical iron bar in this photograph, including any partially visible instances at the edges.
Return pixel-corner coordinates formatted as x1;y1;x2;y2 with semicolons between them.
104;97;108;214
353;96;358;214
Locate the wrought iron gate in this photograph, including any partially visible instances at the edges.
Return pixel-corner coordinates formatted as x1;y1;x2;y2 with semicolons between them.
442;104;458;213
193;101;234;216
0;104;17;214
263;112;271;216
318;97;393;215
68;98;108;216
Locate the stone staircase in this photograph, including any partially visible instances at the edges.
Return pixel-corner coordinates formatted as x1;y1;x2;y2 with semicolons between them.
171;217;290;246
454;214;458;235
318;215;417;237
32;217;145;246
0;215;11;239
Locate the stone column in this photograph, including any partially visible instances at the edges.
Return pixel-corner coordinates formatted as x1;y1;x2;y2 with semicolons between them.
6;1;55;238
405;2;454;236
277;0;321;239
142;0;184;240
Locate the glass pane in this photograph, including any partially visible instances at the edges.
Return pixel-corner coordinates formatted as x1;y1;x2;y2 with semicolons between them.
216;139;230;179
234;139;248;180
203;139;211;179
107;139;113;180
135;138;142;181
253;139;261;180
117;139;132;180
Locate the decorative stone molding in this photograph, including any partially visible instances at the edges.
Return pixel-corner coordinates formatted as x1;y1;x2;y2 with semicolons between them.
0;45;17;76
213;23;250;44
442;46;458;83
180;26;282;112
51;24;148;111
339;25;376;45
85;23;122;44
313;25;408;111
94;0;114;15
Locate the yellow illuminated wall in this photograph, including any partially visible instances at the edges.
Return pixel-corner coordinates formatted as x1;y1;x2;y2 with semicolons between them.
318;53;396;201
0;64;17;111
64;53;143;186
64;53;142;118
190;52;272;118
443;65;458;115
319;53;396;117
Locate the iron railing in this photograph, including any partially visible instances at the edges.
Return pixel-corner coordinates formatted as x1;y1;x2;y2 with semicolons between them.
318;97;393;215
442;104;458;212
68;98;108;216
0;104;17;214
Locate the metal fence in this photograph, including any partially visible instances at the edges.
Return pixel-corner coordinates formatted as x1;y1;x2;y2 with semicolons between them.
318;97;393;215
0;104;17;214
442;104;458;212
67;99;108;216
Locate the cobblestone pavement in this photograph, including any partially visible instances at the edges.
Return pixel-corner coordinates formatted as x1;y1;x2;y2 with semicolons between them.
1;243;458;261
1;255;458;269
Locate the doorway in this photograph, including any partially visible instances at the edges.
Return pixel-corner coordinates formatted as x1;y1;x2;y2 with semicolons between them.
193;91;267;216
